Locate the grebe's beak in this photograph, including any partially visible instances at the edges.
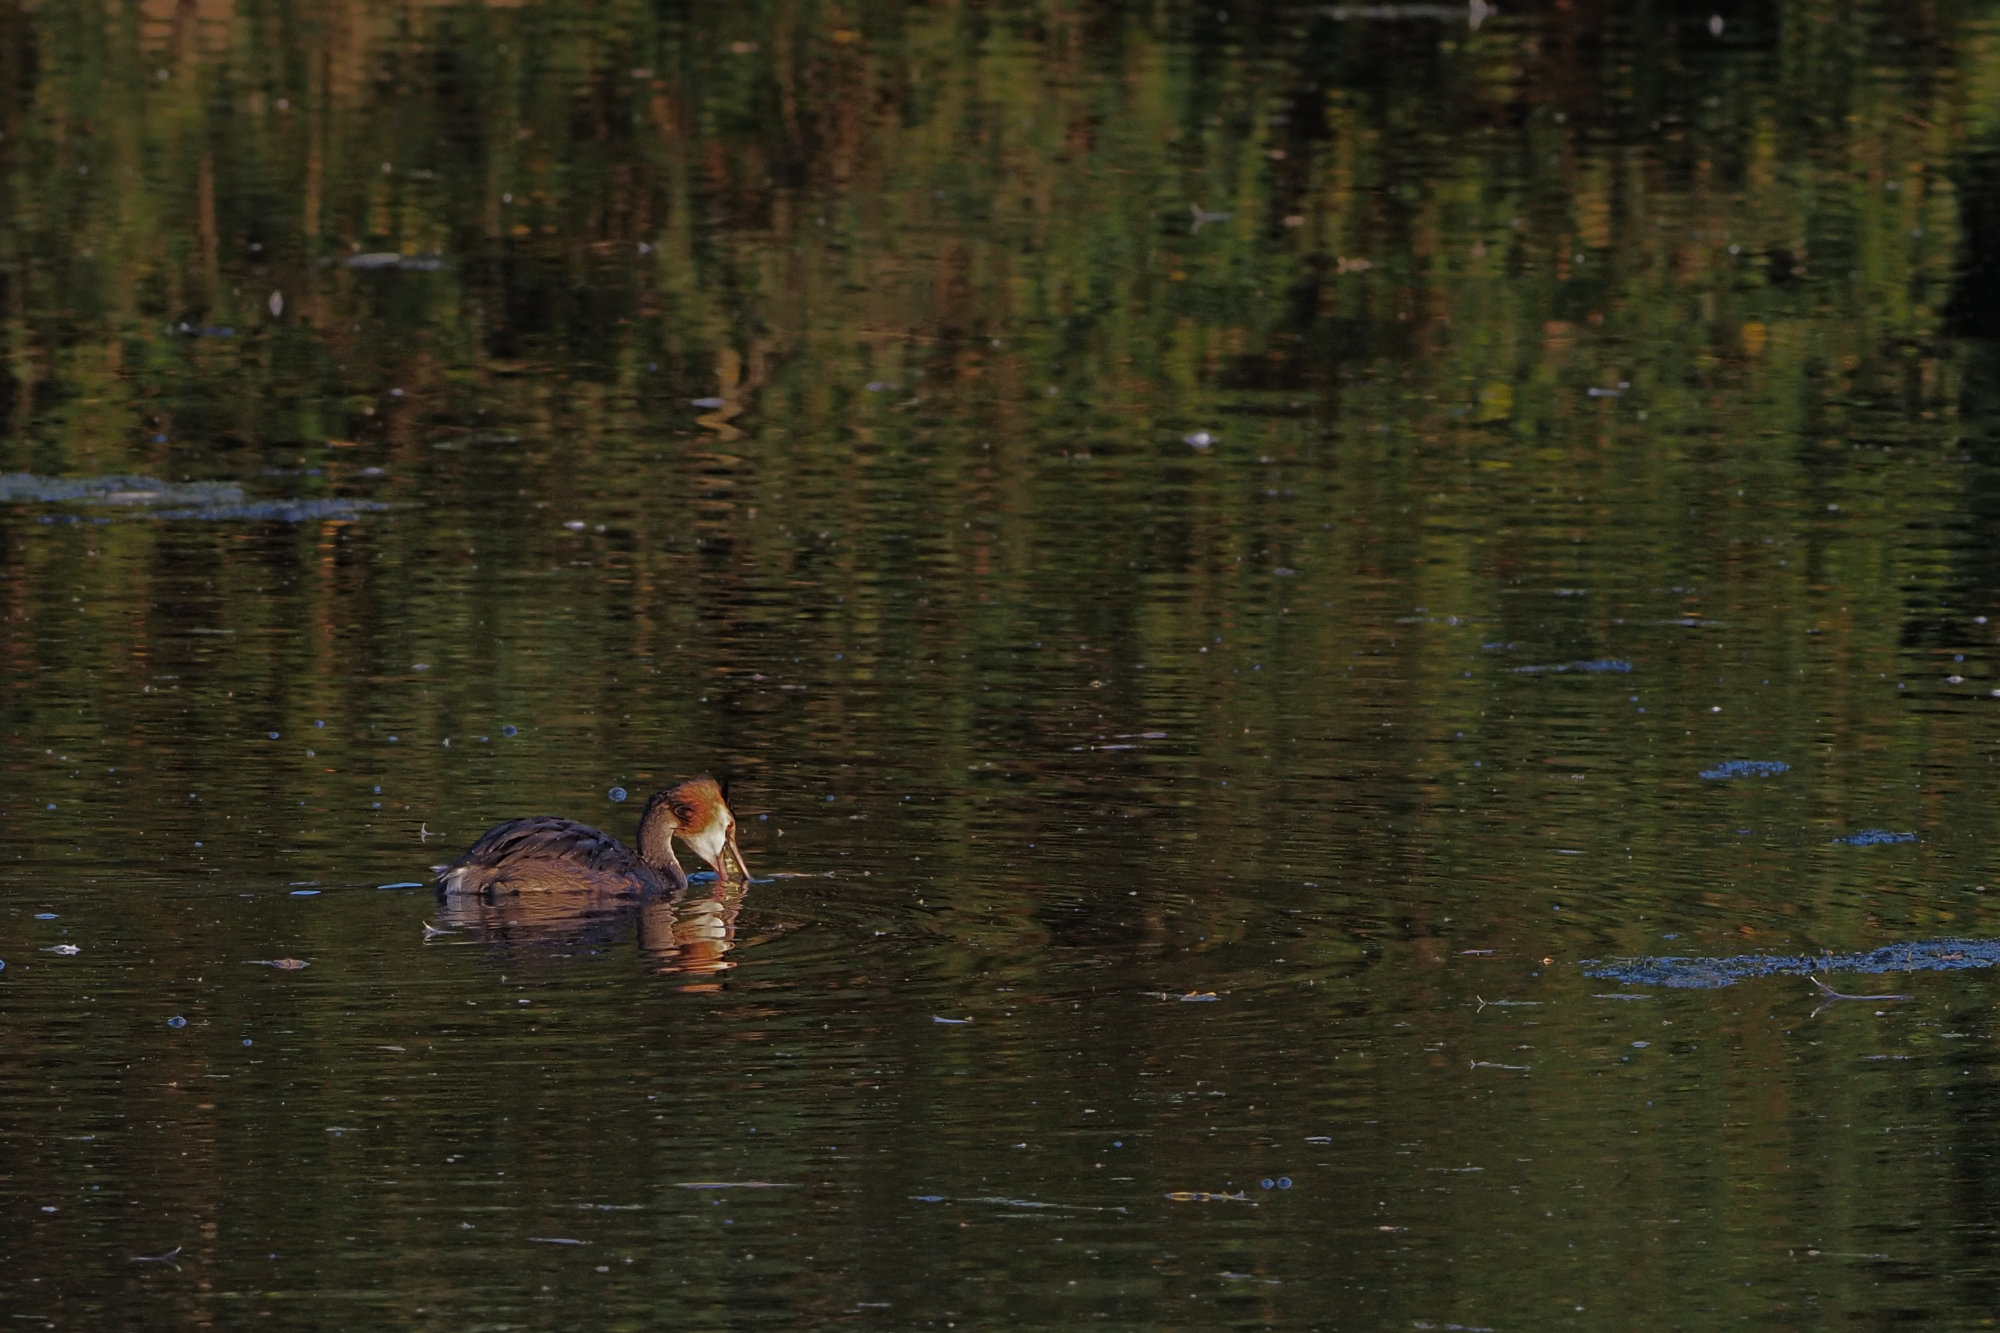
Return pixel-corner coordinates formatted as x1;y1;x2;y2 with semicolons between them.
726;823;751;882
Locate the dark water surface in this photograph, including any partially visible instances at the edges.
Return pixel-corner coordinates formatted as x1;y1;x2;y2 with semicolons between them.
9;0;2000;1326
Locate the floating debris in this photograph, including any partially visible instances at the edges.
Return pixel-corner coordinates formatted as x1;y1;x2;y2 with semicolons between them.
1584;937;2000;990
247;958;309;970
1166;1190;1249;1203
1142;990;1220;1002
673;1181;798;1190
40;944;79;956
422;922;459;939
1698;759;1791;780
932;1016;972;1024
1183;431;1216;448
529;1237;586;1245
342;252;445;271
1831;829;1916;846
166;1015;187;1028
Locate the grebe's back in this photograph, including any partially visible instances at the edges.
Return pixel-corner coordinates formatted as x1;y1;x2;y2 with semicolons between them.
436;815;681;896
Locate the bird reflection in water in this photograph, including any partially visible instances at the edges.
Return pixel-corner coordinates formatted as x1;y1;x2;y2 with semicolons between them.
429;776;756;976
636;878;749;980
430;875;751;978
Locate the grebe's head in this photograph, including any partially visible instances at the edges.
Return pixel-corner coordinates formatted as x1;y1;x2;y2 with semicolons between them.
649;776;751;882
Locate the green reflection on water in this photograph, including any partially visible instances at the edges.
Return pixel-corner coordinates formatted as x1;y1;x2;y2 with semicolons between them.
4;0;2000;1326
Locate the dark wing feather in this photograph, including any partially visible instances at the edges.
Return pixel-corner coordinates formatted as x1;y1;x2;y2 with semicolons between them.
436;816;668;896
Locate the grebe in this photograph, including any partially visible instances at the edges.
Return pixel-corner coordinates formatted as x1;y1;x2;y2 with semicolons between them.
435;776;750;896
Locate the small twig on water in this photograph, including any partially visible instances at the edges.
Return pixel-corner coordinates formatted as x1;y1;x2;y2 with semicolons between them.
1188;202;1233;233
1809;974;1912;1016
733;923;803;950
1810;975;1912;1002
132;1245;182;1268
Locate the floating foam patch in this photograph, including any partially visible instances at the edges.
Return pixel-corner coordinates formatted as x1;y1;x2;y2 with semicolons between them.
1584;937;2000;989
0;474;381;524
150;499;389;523
1698;759;1791;779
1513;659;1633;674
1831;829;1917;846
0;472;243;507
